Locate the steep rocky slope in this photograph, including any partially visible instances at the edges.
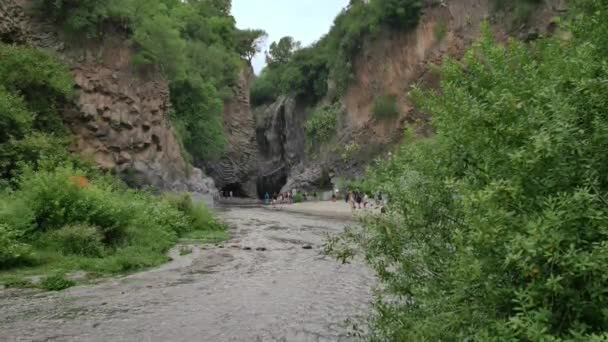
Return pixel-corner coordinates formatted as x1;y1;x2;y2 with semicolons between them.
1;0;217;195
254;0;566;194
206;68;259;197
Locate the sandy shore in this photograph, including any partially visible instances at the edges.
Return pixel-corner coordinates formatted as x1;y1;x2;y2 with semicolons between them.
264;200;378;220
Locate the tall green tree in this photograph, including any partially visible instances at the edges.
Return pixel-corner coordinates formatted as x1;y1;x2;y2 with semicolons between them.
266;36;301;67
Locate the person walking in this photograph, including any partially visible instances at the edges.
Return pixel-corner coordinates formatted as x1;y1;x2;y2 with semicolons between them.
264;192;270;204
348;191;356;210
355;191;362;209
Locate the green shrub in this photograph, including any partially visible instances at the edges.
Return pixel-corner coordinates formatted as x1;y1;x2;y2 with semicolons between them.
293;193;304;203
0;86;33;144
189;202;224;231
0;224;31;268
334;11;608;340
305;104;340;143
16;166;131;242
0;133;73;180
49;224;104;257
164;192;225;232
0;43;73;133
0;195;35;234
372;94;399;119
250;71;279;106
40;274;75;291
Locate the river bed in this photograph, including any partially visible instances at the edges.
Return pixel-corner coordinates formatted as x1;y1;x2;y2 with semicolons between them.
0;206;375;342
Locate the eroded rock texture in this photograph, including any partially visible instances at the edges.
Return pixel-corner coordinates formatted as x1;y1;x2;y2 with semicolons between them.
0;0;28;43
206;68;259;197
254;96;309;196
254;0;565;193
1;0;216;195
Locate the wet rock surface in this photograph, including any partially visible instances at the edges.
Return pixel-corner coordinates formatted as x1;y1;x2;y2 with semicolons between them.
0;207;374;342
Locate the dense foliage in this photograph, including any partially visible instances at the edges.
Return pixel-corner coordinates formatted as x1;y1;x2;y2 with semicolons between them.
250;0;423;106
0;43;75;180
304;104;340;143
329;2;608;339
35;0;266;162
0;43;226;288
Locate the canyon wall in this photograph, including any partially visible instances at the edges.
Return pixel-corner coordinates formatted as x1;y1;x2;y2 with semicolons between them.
205;68;259;197
254;0;566;194
1;0;217;196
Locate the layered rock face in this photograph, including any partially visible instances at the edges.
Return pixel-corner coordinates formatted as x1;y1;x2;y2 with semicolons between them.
206;68;259;197
254;96;309;196
1;0;217;195
255;0;565;193
67;57;215;193
0;0;28;43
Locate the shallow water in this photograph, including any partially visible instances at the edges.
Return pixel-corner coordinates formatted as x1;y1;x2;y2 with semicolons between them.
0;207;375;342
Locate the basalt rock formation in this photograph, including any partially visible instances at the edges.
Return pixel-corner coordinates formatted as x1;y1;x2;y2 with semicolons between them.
2;0;217;196
206;68;259;197
254;96;309;197
251;0;566;194
0;0;28;44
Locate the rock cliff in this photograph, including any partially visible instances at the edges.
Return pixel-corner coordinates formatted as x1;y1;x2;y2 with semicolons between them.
254;0;566;194
206;68;259;197
1;0;217;196
254;96;310;196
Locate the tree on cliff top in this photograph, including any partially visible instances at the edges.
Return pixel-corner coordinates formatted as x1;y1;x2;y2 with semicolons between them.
266;36;301;68
236;29;268;63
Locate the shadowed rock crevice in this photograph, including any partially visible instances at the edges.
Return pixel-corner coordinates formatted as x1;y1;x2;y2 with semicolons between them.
206;67;259;198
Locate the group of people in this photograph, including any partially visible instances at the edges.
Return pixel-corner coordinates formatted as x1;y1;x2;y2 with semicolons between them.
263;190;318;205
342;191;384;210
220;190;233;199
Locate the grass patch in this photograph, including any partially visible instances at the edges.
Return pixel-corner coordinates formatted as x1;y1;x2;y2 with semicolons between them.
1;275;33;289
40;274;75;291
181;230;230;244
372;94;399;120
0;168;227;290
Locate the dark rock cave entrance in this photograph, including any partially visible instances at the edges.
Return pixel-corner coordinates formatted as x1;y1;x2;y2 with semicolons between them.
256;171;287;199
221;183;248;198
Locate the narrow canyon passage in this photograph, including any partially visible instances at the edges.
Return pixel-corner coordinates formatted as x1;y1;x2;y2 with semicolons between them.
0;207;375;342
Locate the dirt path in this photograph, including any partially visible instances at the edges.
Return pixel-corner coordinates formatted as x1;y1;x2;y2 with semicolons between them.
0;207;375;342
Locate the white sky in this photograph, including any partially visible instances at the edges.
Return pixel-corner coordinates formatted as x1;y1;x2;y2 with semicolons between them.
232;0;350;74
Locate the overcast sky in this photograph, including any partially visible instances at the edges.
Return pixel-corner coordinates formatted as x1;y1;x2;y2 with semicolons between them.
232;0;350;74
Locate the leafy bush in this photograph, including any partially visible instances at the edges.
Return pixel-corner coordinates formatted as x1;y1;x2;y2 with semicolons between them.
305;104;340;143
49;224;104;257
0;43;73;133
0;224;31;268
40;274;75;291
0;86;33;144
250;70;280;106
334;9;608;340
0;195;35;234
0;133;73;180
165;192;225;231
16;166;131;243
293;193;304;203
372;94;399;119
